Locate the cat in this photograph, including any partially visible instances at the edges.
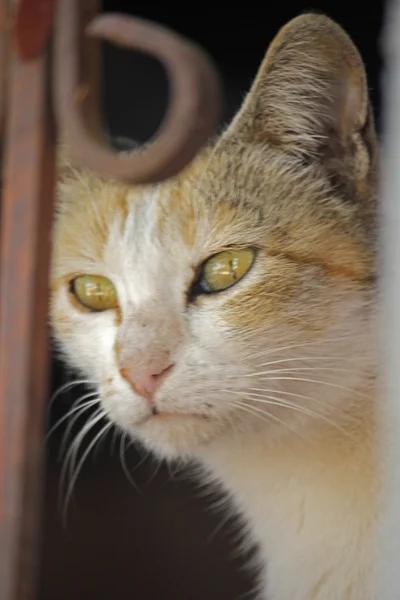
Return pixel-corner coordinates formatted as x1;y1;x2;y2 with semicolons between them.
50;13;382;600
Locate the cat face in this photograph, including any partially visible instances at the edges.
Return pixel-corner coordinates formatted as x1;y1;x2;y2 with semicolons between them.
51;14;378;459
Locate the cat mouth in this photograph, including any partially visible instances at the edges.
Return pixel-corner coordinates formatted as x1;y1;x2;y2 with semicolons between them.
155;411;208;420
136;410;209;425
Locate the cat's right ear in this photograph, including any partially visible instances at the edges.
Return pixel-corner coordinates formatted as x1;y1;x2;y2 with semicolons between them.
226;14;373;163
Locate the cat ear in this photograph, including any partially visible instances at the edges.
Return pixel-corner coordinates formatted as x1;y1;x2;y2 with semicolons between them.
227;14;374;162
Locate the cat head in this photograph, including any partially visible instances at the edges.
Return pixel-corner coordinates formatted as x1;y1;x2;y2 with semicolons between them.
51;14;378;459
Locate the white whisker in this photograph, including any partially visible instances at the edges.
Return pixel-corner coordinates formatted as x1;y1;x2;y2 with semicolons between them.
244;387;359;423
228;399;310;441
46;395;99;443
145;456;163;485
250;355;361;370
65;409;107;480
245;366;357;378
47;378;94;418
109;426;120;456
92;423;111;461
59;408;108;516
119;433;142;494
255;376;372;400
244;332;371;362
62;421;113;522
132;446;152;475
246;387;328;406
58;392;99;460
238;391;349;436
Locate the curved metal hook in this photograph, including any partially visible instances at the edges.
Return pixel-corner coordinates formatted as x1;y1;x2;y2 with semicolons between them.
54;0;222;184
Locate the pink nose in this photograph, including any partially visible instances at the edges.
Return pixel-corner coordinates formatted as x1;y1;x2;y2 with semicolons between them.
120;363;173;402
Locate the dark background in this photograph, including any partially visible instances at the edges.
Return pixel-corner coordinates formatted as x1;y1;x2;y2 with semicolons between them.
40;2;384;599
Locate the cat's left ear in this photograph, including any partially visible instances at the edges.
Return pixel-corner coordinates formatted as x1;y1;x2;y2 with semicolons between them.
226;14;377;173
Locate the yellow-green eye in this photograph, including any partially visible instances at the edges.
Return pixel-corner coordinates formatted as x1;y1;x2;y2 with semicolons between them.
196;248;255;294
70;275;118;312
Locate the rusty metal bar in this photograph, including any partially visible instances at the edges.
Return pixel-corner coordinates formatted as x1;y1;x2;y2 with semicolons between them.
0;1;222;599
0;25;54;600
0;0;8;154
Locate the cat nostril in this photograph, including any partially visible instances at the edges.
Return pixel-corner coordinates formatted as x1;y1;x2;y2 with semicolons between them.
119;363;174;403
154;363;174;380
